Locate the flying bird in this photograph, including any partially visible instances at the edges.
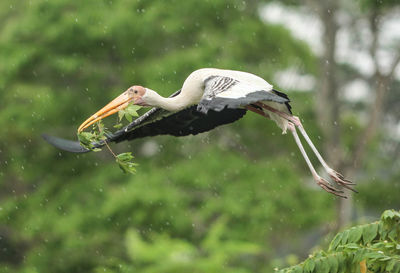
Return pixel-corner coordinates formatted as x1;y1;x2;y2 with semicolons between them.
43;68;355;197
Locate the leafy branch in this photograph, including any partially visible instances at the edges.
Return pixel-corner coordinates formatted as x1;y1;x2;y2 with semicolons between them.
77;104;141;174
278;210;400;273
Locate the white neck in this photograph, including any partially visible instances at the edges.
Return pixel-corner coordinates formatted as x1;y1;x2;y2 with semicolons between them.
143;89;193;112
142;70;208;112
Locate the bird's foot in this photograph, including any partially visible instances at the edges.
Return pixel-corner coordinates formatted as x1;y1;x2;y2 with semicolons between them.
314;175;347;198
327;169;357;193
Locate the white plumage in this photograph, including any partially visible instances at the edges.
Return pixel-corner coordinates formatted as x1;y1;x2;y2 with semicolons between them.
47;68;355;197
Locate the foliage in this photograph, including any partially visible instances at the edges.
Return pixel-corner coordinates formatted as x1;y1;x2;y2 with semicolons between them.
116;152;138;174
77;104;141;173
118;104;141;123
77;121;107;151
279;210;400;273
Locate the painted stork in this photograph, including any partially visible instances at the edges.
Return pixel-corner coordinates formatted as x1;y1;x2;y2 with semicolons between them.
43;68;355;196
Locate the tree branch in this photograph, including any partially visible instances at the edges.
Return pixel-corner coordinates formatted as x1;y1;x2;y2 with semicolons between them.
386;52;400;79
368;10;381;73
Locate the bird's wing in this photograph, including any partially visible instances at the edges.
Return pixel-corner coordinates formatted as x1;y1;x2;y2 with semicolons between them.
197;75;291;113
110;106;246;143
43;89;246;152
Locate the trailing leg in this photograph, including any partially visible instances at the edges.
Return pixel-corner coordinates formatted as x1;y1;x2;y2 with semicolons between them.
290;116;356;192
255;102;355;193
246;105;346;197
287;123;345;197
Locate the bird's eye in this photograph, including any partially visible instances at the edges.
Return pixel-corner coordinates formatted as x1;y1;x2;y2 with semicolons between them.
134;90;138;94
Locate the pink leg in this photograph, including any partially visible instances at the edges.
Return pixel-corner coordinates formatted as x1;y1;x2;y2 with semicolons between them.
287;123;346;197
254;102;355;193
290;116;356;192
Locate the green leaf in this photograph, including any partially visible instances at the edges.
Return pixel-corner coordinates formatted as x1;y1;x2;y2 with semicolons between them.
329;233;343;251
77;120;108;151
125;104;141;117
125;113;133;122
364;251;385;260
327;255;339;273
116;152;138;174
382;210;395;220
77;131;98;150
393;263;400;273
118;110;125;121
363;224;378;244
336;253;346;273
343;243;359;250
388;229;397;242
116;152;134;162
77;132;94;145
304;258;315;273
378;256;391;261
113;123;123;129
348;227;363;243
291;265;303;273
386;259;396;271
315;258;329;273
354;248;366;263
341;230;350;245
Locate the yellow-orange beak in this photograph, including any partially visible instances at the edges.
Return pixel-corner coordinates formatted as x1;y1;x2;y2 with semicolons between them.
78;91;133;132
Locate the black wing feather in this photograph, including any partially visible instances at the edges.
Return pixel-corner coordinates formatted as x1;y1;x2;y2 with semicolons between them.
111;106;246;142
272;89;292;114
42;89;247;152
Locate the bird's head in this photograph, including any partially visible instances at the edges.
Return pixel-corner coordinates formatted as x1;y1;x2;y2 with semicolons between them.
78;85;149;132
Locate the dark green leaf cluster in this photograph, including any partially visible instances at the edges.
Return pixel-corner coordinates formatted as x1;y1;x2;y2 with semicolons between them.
77;121;107;151
77;119;139;173
116;152;138;174
279;210;400;273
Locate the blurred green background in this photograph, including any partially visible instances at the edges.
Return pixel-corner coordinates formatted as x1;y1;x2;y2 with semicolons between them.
0;0;399;272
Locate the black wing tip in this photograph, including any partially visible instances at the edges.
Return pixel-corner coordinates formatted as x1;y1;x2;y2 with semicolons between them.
272;89;292;114
272;89;290;102
42;133;91;153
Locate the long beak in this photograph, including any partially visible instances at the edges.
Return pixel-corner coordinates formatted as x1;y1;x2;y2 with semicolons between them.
78;91;133;132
